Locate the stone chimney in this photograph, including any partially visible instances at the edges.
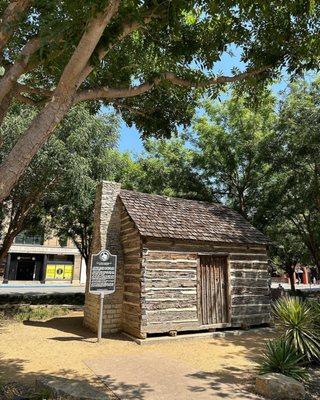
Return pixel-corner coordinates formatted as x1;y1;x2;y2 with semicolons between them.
84;181;124;335
91;181;122;254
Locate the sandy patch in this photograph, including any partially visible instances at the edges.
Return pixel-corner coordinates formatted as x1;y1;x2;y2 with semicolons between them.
0;312;274;397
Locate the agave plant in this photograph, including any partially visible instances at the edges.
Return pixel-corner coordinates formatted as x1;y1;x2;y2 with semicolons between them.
308;299;320;328
258;338;309;382
273;297;320;362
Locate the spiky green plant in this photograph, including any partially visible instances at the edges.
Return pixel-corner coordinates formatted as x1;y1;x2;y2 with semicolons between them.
273;297;320;362
258;338;309;381
307;299;320;329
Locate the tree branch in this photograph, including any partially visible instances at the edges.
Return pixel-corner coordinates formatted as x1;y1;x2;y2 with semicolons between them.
113;101;147;116
16;92;38;105
0;36;40;104
75;79;157;102
0;176;56;264
61;0;121;93
0;85;17;135
0;0;32;54
161;68;268;88
77;9;162;86
75;67;268;102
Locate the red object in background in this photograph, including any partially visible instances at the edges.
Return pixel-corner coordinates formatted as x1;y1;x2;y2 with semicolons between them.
302;267;309;284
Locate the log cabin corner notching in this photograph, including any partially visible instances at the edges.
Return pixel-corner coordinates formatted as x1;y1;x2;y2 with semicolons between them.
84;181;271;339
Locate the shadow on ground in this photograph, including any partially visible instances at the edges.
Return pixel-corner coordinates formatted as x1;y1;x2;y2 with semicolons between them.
208;330;274;363
23;316;93;338
23;315;128;343
100;375;153;400
0;355;105;395
0;316;276;400
0;353;156;400
186;367;259;399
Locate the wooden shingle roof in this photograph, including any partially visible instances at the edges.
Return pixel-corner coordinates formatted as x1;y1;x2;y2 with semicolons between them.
119;189;269;245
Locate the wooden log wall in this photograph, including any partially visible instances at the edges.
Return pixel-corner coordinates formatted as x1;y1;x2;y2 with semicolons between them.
120;206;144;338
140;238;271;335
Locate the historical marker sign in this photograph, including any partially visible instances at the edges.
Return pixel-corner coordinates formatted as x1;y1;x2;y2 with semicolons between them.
89;250;117;294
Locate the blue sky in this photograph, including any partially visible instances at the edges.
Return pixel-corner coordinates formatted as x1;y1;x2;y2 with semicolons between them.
117;47;290;155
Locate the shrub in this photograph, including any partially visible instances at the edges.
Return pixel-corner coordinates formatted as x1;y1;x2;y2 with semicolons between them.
258;338;309;381
273;297;320;362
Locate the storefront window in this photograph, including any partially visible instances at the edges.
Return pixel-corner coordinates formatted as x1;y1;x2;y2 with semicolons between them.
45;255;74;281
15;232;44;245
58;236;68;247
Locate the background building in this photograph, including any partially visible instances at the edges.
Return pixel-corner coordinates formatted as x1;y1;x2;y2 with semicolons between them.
0;232;86;285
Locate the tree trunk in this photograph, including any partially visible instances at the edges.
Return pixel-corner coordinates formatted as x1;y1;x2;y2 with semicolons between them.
288;267;296;292
0;228;20;269
0;87;16;146
314;259;320;280
0;95;74;202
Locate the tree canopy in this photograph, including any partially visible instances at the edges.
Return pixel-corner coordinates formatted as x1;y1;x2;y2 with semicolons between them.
0;0;319;201
192;92;276;219
0;103;119;266
122;137;212;200
265;78;320;272
191;78;320;279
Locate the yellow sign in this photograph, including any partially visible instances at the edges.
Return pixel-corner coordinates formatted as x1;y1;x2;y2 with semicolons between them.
64;265;73;280
46;264;57;279
46;263;73;280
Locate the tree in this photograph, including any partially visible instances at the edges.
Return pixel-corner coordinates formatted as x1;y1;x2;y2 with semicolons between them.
266;220;310;292
269;78;320;274
0;103;119;267
0;0;319;202
121;136;212;201
41;107;121;268
192;92;276;220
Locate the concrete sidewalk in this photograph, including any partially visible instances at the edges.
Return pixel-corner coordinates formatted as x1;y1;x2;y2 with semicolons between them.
0;284;85;295
271;282;320;291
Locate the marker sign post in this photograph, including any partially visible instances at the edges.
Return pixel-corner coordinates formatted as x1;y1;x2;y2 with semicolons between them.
89;250;117;342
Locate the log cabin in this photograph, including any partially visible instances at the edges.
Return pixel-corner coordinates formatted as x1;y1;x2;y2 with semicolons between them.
84;181;271;339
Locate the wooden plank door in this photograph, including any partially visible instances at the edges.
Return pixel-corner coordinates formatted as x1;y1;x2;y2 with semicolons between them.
198;255;229;325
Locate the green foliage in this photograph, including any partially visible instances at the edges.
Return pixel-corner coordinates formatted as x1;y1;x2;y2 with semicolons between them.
0;103;120;265
120;136;212;201
2;1;320;137
0;305;69;322
258;338;309;382
192;91;276;218
0;293;84;306
192;76;320;275
273;297;320;362
256;77;320;273
307;300;320;330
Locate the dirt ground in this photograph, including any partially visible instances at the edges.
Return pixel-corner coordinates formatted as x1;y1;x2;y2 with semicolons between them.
0;311;276;398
